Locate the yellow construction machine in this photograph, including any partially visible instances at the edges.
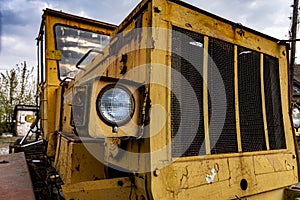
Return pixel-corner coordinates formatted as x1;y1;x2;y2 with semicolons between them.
9;0;300;199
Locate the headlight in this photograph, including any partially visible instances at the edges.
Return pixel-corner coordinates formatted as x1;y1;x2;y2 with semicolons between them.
96;85;134;126
293;107;300;130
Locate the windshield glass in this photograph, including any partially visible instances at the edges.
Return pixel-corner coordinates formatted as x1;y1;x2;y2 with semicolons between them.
55;25;110;79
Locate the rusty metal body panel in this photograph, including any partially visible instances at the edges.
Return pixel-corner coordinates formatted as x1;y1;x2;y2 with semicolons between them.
35;0;300;199
62;176;148;200
0;152;35;200
54;132;106;184
146;1;297;199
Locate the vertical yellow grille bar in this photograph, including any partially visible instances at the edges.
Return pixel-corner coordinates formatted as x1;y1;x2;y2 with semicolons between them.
203;36;210;154
234;45;242;152
260;53;270;150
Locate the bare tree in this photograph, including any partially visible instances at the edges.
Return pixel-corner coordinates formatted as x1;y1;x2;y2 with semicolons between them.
0;61;36;132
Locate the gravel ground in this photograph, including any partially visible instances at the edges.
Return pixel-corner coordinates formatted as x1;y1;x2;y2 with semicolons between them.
0;133;20;155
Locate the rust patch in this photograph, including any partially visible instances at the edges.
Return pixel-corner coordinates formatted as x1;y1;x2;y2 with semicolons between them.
0;152;35;200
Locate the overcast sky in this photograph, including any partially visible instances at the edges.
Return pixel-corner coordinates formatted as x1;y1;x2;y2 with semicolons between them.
0;0;295;71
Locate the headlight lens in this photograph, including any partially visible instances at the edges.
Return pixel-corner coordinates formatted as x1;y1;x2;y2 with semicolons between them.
97;85;134;126
293;107;300;129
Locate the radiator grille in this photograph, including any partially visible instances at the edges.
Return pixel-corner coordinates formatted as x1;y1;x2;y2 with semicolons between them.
171;26;205;157
238;47;266;152
208;38;237;154
264;55;286;149
171;27;286;157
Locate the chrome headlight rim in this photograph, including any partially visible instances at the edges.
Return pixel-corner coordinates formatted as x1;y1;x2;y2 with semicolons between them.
96;84;135;126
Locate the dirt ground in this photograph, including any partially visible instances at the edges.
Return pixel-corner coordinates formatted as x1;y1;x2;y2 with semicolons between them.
0;133;21;155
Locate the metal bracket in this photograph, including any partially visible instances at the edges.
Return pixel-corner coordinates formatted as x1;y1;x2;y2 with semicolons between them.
46;50;62;60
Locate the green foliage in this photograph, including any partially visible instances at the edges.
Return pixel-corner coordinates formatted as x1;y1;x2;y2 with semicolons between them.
0;61;37;132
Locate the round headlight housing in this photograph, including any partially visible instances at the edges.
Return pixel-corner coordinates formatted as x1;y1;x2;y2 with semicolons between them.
96;85;135;126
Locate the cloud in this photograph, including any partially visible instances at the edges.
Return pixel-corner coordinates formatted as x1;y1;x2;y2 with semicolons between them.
0;0;142;69
0;0;47;37
1;10;27;26
0;34;36;68
0;0;296;70
185;0;291;39
38;0;140;25
0;0;45;69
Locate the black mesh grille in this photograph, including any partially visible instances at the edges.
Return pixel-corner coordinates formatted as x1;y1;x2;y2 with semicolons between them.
264;55;286;149
238;47;266;152
208;38;237;154
171;28;286;156
171;26;205;157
